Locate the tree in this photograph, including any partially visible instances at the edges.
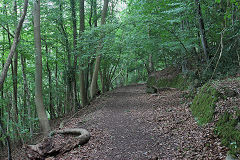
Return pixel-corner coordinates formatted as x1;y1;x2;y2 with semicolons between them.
0;0;29;91
195;0;209;63
70;0;78;110
33;0;51;137
90;0;109;98
79;0;88;106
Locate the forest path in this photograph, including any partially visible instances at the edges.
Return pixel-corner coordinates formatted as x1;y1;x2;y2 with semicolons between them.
58;84;226;159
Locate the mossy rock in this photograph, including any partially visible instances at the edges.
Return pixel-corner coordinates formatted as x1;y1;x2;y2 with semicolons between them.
190;79;240;158
190;83;219;125
146;87;157;94
147;76;157;88
147;74;188;90
215;112;240;158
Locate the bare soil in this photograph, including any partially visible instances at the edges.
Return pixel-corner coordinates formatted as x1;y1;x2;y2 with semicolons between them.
6;84;227;160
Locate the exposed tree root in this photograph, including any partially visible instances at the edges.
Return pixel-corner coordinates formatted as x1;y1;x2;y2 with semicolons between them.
24;128;90;159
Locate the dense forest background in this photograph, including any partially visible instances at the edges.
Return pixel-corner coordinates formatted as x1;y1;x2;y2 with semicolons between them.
0;0;239;156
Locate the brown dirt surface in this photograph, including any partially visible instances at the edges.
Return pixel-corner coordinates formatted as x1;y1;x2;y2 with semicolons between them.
5;84;228;160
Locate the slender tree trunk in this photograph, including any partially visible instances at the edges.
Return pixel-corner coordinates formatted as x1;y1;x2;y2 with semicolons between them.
90;0;109;98
79;0;88;106
90;55;101;98
20;55;32;137
0;120;12;160
58;0;73;112
11;60;21;143
0;0;28;91
1;30;5;109
93;0;97;27
46;44;55;119
70;0;78;111
148;54;154;74
87;0;97;99
195;0;209;63
0;31;5;152
33;0;51;137
47;60;54;119
89;0;93;27
55;48;60;117
100;67;104;93
101;67;107;93
12;1;20;143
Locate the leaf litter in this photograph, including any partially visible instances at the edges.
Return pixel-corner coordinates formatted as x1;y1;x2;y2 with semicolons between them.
7;84;228;159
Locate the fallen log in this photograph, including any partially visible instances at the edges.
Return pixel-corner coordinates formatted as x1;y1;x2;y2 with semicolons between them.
25;128;90;159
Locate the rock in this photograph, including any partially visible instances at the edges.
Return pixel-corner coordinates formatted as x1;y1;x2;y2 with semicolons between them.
146;87;157;94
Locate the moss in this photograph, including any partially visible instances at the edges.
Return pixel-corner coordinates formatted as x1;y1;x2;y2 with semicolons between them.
190;83;219;125
190;79;240;158
146;76;156;87
147;74;188;90
146;87;157;93
215;112;240;157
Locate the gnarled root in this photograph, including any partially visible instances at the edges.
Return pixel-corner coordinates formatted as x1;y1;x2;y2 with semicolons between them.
25;128;90;159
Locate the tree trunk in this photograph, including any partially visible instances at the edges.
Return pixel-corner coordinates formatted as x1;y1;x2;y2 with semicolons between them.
58;0;73;112
47;60;54;119
146;54;154;75
89;0;93;27
70;0;78;111
90;0;109;99
45;44;55;119
195;0;209;63
0;119;12;160
33;0;51;137
0;31;5;152
79;0;88;107
93;0;97;27
101;67;107;93
55;48;60;117
20;55;33;137
12;0;20;143
0;0;28;91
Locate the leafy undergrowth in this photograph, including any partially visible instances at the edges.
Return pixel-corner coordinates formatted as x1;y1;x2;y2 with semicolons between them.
190;78;240;158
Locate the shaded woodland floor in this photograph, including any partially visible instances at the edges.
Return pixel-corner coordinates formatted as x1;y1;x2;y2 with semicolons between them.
8;84;228;160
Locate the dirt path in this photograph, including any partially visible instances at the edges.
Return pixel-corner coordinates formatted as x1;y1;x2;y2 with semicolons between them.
10;84;227;160
54;84;226;160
